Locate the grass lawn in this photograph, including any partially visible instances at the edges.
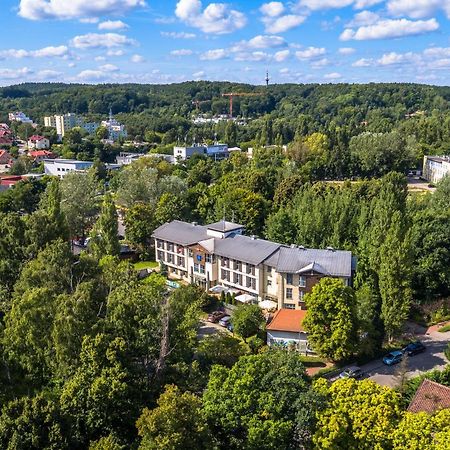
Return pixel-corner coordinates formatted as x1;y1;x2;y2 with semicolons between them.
134;261;159;270
439;323;450;333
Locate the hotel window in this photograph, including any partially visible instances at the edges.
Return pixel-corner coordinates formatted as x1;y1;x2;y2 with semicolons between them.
234;273;242;285
167;254;174;264
221;269;230;281
267;266;273;274
246;277;256;290
286;288;293;299
157;240;164;249
283;303;295;310
299;276;306;287
194;263;205;274
267;280;272;287
246;264;255;275
188;249;193;257
167;243;174;252
233;260;242;271
299;291;305;302
205;254;212;263
157;250;164;261
177;257;185;267
286;273;293;285
221;258;229;268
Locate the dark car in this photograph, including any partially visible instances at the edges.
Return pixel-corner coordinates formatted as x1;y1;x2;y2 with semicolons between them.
339;366;364;380
403;341;426;357
383;350;403;366
207;311;226;323
219;316;232;327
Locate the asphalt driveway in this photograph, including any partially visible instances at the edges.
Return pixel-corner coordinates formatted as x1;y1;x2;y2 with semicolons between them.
362;327;450;388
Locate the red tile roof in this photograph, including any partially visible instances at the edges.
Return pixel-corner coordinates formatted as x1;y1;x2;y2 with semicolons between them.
408;379;450;414
266;309;307;333
29;150;54;158
29;135;46;142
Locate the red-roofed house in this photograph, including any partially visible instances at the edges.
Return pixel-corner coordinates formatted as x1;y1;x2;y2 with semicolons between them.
266;309;309;351
28;135;50;150
408;379;450;414
29;150;56;163
0;136;13;147
0;150;14;172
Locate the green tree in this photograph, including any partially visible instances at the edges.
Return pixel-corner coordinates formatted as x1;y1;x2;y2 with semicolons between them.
60;171;100;239
203;351;318;450
96;126;109;140
0;393;69;450
379;211;413;342
313;378;402;450
89;194;120;259
154;192;188;226
124;203;156;258
136;384;212;450
231;304;265;340
303;278;358;361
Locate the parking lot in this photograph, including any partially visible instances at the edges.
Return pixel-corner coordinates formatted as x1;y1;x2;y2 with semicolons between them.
358;326;450;388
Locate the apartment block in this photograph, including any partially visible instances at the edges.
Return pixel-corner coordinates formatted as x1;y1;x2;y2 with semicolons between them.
423;155;450;184
152;220;354;310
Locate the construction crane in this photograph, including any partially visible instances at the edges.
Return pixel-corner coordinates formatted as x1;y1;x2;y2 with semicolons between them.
221;92;263;118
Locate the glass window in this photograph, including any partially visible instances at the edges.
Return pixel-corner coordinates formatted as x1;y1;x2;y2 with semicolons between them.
286;273;293;285
299;291;304;302
177;257;185;267
299;276;306;287
157;251;164;261
267;280;272;287
205;254;212;263
286;288;293;299
283;303;295;310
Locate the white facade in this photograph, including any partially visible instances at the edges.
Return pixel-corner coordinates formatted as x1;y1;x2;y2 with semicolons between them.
44;114;99;139
423;155;450;184
28;136;50;149
174;143;229;162
101;117;127;141
8;112;33;123
44;159;94;178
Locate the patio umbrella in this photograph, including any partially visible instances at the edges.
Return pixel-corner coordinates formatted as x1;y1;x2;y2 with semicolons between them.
258;300;278;310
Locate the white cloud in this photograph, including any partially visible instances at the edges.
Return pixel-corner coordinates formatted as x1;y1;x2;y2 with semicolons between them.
260;2;285;17
19;0;146;20
300;0;354;10
387;0;450;20
95;56;106;61
347;10;380;27
170;49;193;56
130;54;145;62
77;69;105;81
274;49;290;62
98;20;128;31
71;33;136;49
295;46;326;59
0;45;69;59
99;63;119;71
244;35;286;49
79;17;99;23
338;47;355;55
311;57;330;67
234;51;271;62
199;48;227;60
264;14;306;33
192;70;205;78
161;31;196;39
175;0;247;34
377;51;417;65
354;0;383;7
340;18;439;41
37;69;62;79
324;72;342;79
0;67;32;79
107;49;125;56
352;57;373;66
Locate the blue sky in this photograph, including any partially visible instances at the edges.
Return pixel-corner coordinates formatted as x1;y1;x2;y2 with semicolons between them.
1;0;450;85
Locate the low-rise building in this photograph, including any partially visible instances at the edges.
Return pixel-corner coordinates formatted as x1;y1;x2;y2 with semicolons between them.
174;143;229;162
116;152;176;165
29;150;56;163
423;155;450;184
266;309;309;351
0;150;13;172
408;379;450;414
44;158;120;178
28;135;50;149
44;113;99;139
8;111;33;123
101;111;127;141
152;220;354;309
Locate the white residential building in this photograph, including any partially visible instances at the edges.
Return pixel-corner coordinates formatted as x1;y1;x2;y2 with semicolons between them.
8;111;33;124
101;111;127;141
44;114;99;139
153;220;355;310
173;143;229;162
423;155;450;184
43;159;94;178
28;135;50;150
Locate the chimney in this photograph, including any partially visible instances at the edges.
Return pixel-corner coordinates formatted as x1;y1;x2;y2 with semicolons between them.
326;246;335;252
192;221;198;226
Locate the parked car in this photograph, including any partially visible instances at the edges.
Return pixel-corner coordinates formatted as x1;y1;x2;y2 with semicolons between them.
207;311;226;323
227;322;234;332
383;350;403;366
219;316;232;327
403;341;426;357
339;366;364;380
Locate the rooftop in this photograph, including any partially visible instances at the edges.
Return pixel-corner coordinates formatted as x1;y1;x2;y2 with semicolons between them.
266;309;307;333
152;220;209;246
408;379;450;414
427;155;450;163
207;220;244;233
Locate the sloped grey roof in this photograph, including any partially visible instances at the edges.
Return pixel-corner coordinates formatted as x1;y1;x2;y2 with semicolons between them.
207;220;244;232
214;235;281;265
152;221;209;246
265;247;352;277
198;238;215;253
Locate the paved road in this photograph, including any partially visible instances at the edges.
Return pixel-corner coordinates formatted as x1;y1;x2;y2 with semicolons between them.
360;327;450;388
197;319;230;339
